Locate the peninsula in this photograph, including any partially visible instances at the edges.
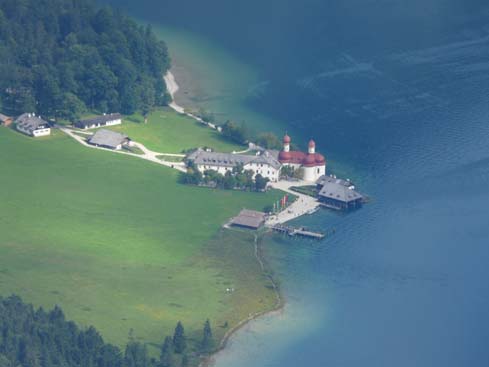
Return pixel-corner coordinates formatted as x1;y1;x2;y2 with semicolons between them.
0;1;364;367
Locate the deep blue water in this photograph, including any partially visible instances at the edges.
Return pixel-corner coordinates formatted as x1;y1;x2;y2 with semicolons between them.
107;1;489;365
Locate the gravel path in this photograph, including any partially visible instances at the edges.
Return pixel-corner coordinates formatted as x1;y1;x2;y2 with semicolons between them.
266;180;320;225
60;128;187;172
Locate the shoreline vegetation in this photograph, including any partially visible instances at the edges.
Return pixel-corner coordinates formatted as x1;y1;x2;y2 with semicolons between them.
203;233;284;367
162;70;285;366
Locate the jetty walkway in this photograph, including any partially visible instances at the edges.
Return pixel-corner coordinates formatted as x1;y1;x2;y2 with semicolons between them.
270;224;325;239
266;180;320;225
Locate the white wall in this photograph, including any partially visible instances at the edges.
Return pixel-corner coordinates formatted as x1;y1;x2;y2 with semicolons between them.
32;128;51;137
244;163;279;182
196;163;280;182
303;164;326;182
16;125;51;137
105;119;122;126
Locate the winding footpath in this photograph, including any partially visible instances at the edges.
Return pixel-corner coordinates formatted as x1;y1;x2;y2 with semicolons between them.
164;71;218;129
60;127;187;172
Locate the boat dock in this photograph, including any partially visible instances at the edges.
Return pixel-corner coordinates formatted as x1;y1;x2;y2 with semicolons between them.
270;224;326;239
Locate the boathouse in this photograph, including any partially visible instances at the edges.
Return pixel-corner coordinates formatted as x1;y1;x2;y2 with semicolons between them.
316;175;363;210
230;209;267;230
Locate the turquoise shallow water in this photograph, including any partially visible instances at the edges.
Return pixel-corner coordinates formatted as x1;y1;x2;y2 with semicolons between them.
106;1;489;365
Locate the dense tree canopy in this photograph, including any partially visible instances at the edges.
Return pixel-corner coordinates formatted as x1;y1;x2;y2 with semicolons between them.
0;295;126;366
0;0;171;119
0;296;214;367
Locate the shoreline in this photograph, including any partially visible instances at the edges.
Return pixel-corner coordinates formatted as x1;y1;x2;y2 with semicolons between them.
163;70;185;114
164;69;288;367
164;71;219;130
201;233;284;367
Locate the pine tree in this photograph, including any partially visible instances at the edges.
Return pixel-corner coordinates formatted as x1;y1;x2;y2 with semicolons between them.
159;336;173;367
172;322;186;354
180;354;189;367
201;319;213;352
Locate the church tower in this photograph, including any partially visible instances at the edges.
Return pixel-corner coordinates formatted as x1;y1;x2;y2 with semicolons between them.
308;139;316;154
283;134;291;152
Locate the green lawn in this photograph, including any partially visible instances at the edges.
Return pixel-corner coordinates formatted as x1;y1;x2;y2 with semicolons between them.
0;127;281;351
105;108;243;154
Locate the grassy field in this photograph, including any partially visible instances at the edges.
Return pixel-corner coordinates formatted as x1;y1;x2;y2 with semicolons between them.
0;127;282;351
103;108;243;154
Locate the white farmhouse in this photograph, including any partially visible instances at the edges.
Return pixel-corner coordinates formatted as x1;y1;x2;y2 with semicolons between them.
15;113;51;137
187;149;282;182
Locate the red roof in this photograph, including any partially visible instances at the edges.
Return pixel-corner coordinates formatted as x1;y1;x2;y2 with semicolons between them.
283;134;291;143
279;151;326;167
308;139;316;148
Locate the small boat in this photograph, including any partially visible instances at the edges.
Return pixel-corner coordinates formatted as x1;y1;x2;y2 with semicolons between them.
306;207;319;215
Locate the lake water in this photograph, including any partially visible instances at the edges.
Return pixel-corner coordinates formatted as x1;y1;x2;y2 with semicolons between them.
107;1;489;365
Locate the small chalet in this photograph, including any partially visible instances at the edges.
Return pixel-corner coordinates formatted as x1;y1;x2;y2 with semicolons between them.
75;113;122;130
15;113;51;137
230;209;267;230
88;129;130;150
316;175;363;210
0;113;13;127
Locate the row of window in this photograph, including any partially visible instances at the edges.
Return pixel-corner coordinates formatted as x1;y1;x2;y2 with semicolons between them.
200;164;278;177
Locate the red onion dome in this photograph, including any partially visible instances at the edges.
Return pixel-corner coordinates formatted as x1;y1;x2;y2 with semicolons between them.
279;150;292;161
303;154;317;166
283;134;291;144
315;154;326;164
308;139;316;148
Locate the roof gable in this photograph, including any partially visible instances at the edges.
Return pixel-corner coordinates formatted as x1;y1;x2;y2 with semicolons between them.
88;129;128;148
78;113;122;127
318;182;362;203
15;113;49;131
190;150;281;169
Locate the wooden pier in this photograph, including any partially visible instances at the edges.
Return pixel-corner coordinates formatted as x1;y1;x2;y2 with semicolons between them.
270;225;326;239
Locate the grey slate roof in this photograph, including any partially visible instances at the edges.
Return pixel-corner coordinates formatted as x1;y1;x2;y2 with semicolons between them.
317;175;354;189
230;209;266;229
318;177;363;203
15;113;49;131
88;129;128;149
188;149;281;170
77;113;122;127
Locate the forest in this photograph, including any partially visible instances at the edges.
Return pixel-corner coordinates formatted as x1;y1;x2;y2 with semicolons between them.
0;0;171;120
0;295;214;367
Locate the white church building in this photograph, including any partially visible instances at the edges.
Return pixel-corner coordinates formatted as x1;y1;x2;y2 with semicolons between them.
277;134;326;182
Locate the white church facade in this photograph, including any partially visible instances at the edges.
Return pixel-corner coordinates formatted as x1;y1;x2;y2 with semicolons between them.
277;134;326;182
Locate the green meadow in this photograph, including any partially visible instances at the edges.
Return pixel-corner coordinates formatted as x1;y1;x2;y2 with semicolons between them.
0;127;282;350
105;108;243;153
